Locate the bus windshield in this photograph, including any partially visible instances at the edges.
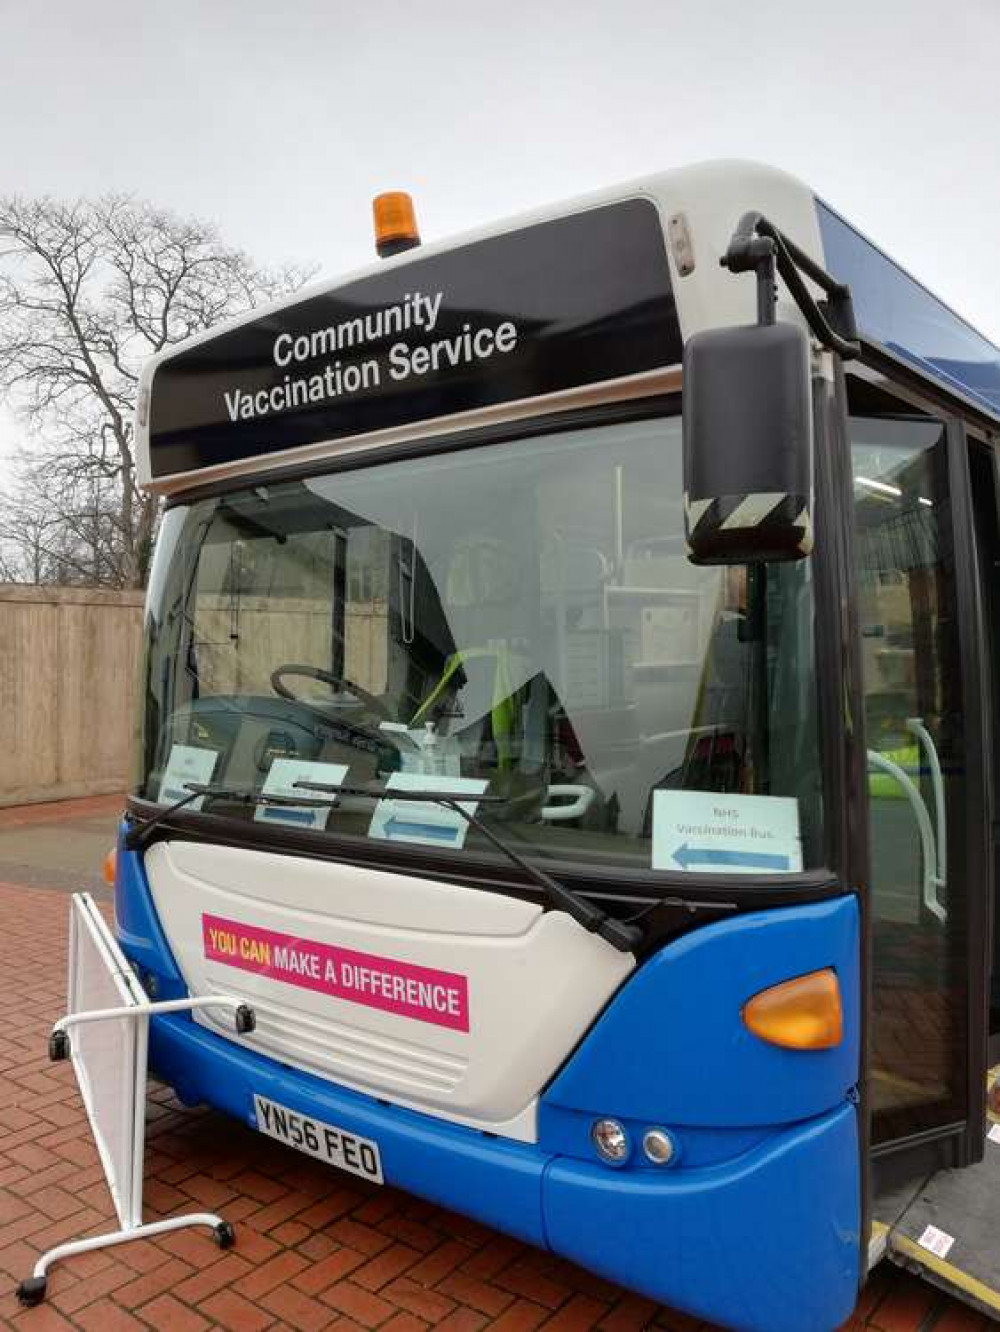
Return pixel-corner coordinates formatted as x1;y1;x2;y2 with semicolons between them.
138;413;824;873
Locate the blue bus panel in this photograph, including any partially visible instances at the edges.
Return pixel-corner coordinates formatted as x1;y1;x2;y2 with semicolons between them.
542;896;859;1131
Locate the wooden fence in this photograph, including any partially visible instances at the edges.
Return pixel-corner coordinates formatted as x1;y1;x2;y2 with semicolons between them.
0;585;144;807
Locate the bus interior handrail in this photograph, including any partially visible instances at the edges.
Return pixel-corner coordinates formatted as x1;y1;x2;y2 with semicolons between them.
866;742;946;923
905;717;947;891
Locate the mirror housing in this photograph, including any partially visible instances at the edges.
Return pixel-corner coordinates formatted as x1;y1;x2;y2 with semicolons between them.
682;321;813;565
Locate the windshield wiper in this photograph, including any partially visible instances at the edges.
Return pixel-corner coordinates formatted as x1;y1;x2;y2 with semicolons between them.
126;779;642;953
296;781;642;953
124;782;342;851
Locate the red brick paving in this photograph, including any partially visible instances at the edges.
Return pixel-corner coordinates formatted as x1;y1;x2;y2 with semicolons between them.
0;795;124;830
1;873;998;1331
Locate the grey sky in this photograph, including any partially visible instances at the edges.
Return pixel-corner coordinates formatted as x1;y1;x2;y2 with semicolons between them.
1;0;998;344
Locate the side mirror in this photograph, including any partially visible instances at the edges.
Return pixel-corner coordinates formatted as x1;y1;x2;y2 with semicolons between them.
682;322;813;564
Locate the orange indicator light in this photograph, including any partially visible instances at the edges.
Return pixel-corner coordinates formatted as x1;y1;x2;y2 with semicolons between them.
742;968;843;1050
102;846;117;887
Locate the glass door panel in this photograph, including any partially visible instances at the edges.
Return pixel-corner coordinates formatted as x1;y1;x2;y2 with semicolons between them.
851;412;969;1144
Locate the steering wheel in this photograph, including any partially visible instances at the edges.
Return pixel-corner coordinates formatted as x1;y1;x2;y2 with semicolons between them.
270;664;393;747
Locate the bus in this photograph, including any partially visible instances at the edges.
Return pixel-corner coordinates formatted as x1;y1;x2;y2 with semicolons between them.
117;161;1000;1332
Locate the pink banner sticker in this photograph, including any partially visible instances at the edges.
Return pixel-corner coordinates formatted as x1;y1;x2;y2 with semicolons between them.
202;913;469;1032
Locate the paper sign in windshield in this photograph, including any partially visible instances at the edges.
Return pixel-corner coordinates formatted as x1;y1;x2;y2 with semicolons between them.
203;913;469;1032
368;773;488;850
158;744;219;809
254;758;348;830
653;791;802;874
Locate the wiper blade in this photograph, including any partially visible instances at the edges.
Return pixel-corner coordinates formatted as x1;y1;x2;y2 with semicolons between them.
296;780;506;804
124;782;340;851
125;779;641;954
295;781;642;954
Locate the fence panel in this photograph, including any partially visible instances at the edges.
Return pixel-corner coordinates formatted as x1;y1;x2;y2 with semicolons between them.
0;585;143;807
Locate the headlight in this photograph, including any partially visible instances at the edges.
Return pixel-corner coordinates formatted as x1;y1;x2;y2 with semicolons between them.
591;1118;629;1163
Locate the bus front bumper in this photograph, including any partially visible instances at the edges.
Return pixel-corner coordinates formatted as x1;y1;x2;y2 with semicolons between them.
147;1011;858;1332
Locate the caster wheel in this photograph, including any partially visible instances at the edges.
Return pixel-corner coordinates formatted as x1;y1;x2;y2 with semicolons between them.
214;1221;235;1249
17;1276;47;1307
48;1030;70;1062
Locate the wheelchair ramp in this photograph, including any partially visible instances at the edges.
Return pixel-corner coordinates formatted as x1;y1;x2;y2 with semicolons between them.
881;1077;1000;1318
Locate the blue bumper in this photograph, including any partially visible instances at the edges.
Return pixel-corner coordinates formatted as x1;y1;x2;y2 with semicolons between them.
149;1013;857;1331
117;834;860;1332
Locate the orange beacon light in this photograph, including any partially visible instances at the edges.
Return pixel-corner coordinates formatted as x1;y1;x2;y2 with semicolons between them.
373;192;420;259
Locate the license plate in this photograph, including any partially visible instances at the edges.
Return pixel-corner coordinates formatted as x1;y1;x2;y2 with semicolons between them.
253;1094;383;1183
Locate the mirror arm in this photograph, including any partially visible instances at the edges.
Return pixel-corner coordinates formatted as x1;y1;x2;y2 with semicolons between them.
722;212;861;360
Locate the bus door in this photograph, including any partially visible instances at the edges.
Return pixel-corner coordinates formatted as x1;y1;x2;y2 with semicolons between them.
973;441;1000;1081
850;377;998;1313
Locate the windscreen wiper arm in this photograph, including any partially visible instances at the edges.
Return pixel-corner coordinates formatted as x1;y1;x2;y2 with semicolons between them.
124;782;341;852
125;779;642;954
295;780;643;954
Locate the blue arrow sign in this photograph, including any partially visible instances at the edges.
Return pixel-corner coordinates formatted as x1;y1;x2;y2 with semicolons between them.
261;806;315;825
384;815;459;843
672;842;791;872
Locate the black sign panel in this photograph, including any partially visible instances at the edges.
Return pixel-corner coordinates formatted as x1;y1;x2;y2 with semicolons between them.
148;198;680;479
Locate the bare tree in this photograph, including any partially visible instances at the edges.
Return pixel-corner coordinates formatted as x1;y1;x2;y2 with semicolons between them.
0;197;313;586
0;457;122;585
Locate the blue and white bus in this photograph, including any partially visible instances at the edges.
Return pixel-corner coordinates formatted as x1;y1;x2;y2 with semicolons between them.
117;162;1000;1331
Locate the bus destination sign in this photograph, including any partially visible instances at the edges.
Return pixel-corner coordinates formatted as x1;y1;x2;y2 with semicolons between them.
147;198;681;479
